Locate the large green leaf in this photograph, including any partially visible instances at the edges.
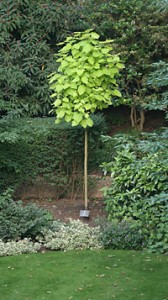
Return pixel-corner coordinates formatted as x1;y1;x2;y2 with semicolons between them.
85;103;92;110
54;99;61;107
86;118;94;127
78;85;86;95
80;119;87;128
57;110;65;119
90;32;99;39
64;114;72;122
88;56;95;65
56;85;64;92
73;112;83;122
113;89;122;97
81;76;88;84
83;43;92;53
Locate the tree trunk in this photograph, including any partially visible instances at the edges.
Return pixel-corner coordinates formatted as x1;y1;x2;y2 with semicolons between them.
84;128;88;210
130;105;137;128
139;109;145;131
130;106;145;131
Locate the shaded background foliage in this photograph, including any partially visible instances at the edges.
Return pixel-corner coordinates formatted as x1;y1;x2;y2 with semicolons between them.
78;0;168;129
0;0;167;120
0;0;79;117
0;114;107;196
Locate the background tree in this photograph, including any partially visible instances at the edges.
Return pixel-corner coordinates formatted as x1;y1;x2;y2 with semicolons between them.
49;29;123;210
77;0;168;129
0;0;78;117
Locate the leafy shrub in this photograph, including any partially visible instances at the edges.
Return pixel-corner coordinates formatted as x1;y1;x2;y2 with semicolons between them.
0;239;41;257
101;128;168;164
101;129;168;253
137;193;168;254
0;189;53;241
97;218;145;250
37;219;103;251
102;149;168;221
147;61;168;118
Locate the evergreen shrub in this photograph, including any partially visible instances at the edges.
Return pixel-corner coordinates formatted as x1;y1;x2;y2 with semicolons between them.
0;189;53;241
101;129;168;253
97;218;145;250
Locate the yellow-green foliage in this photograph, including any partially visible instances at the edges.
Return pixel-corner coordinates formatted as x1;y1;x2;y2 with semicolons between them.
49;29;124;128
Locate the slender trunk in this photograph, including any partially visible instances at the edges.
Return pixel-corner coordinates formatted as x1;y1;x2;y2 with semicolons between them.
84;128;88;210
70;157;75;200
130;105;137;128
131;106;145;131
139;109;145;131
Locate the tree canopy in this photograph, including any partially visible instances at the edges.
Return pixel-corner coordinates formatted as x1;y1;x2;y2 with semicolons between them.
49;29;124;128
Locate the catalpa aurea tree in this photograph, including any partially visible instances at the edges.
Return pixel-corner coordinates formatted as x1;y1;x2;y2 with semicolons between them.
49;29;124;210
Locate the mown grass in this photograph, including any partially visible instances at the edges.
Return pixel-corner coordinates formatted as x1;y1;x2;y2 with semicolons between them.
0;250;168;300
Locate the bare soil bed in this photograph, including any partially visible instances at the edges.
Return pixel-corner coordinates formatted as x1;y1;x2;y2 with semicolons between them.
20;175;111;226
23;197;107;226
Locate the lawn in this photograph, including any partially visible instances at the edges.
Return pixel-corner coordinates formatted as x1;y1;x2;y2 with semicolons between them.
0;250;168;300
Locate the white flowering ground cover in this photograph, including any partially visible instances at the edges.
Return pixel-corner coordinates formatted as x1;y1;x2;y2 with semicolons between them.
37;219;102;251
0;239;41;256
0;219;102;256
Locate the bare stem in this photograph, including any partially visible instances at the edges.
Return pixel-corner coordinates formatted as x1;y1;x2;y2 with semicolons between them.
84;128;88;210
